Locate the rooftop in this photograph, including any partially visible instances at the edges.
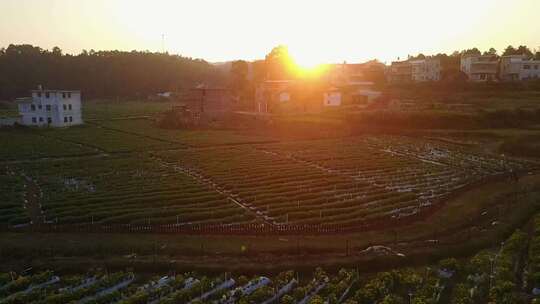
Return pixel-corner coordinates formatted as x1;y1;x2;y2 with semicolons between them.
31;89;81;93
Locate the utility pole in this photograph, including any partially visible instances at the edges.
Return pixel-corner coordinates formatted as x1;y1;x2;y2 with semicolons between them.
161;34;165;53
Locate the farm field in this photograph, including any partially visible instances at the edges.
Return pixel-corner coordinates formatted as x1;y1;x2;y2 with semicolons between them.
2;100;540;284
0;128;96;160
82;101;177;120
38;124;181;153
2;217;540;304
156;135;532;226
2;133;534;228
95;118;277;147
11;154;254;225
0;168;29;225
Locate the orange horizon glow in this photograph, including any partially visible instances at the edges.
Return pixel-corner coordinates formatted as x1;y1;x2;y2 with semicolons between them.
0;0;539;65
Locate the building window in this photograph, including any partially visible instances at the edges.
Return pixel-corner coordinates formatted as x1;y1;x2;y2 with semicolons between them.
69;116;73;122
37;92;41;97
38;105;42;110
64;116;68;123
32;117;36;123
62;93;66;98
67;92;71;98
45;92;50;98
63;104;67;110
39;117;43;122
31;104;36;111
68;104;72;110
46;105;51;111
524;65;531;70
47;117;52;124
535;65;539;70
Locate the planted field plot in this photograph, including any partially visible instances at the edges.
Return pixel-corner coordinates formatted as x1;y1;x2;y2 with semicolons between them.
0;168;30;225
39;124;180;153
83;101;176;120
2;228;538;304
260;135;531;199
0;129;95;160
16;155;254;225
97;118;275;147
0;268;354;304
156;135;531;227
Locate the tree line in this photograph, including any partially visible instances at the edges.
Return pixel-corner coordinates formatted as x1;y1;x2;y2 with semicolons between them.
2;44;539;101
0;44;226;100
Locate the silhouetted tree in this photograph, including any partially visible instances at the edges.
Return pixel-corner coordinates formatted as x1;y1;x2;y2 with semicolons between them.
483;48;497;56
461;48;481;56
516;45;533;57
230;60;251;109
264;45;297;80
502;45;533;57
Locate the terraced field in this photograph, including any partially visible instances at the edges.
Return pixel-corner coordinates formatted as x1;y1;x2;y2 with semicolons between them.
0;129;95;160
156;135;530;226
96;118;276;147
14;155;254;225
0;168;30;225
1;133;533;228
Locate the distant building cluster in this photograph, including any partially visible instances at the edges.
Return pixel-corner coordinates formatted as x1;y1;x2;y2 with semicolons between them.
388;58;441;83
387;54;540;83
255;61;384;114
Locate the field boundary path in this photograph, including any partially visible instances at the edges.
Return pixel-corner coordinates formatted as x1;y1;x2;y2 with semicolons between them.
86;120;190;147
256;148;391;195
22;173;44;225
151;155;276;227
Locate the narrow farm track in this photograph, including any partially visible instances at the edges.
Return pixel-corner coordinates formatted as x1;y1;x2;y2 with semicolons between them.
85;120;187;147
22;174;44;224
256;148;393;196
150;155;276;227
36;132;108;155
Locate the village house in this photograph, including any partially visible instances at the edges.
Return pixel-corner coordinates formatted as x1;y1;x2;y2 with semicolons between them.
387;60;412;83
500;55;540;81
411;58;441;82
181;85;236;120
16;89;83;127
324;62;383;107
387;58;441;83
460;54;498;82
254;80;294;113
323;87;342;107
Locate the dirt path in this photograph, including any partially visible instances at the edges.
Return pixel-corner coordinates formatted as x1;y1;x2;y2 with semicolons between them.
22;174;44;224
151;155;275;227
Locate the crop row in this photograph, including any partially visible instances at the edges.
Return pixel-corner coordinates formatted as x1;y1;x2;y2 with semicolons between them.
0;168;30;225
12;155;253;225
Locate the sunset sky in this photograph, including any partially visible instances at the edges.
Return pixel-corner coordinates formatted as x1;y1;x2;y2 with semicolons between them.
1;0;539;66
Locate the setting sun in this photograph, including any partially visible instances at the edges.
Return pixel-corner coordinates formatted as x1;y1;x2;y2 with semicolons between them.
2;1;540;300
2;0;539;64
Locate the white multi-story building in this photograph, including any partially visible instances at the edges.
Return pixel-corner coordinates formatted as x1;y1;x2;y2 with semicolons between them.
500;55;540;81
387;58;441;83
411;58;441;82
17;90;83;127
460;55;498;82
